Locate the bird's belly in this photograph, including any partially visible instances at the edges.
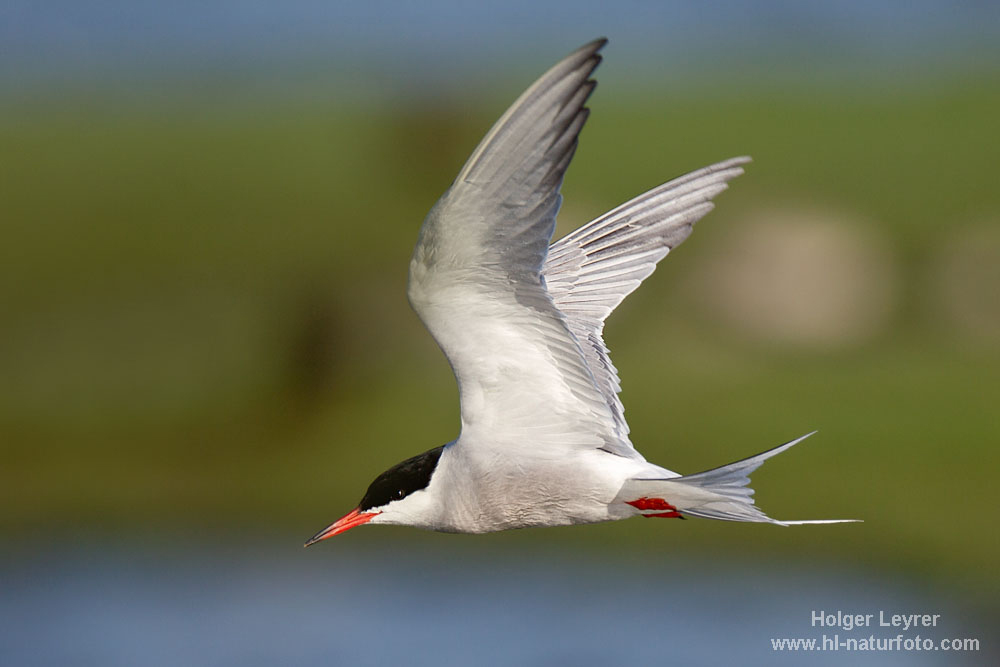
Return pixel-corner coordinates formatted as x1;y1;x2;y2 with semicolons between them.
435;447;639;533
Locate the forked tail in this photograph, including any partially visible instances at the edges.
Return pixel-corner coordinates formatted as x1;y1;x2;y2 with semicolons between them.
621;433;859;526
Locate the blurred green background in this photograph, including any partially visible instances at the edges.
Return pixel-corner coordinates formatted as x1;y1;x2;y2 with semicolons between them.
3;1;999;607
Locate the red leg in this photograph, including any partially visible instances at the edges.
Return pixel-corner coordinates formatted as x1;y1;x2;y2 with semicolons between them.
626;497;684;519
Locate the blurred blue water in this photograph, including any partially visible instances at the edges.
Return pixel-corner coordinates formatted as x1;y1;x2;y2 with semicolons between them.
0;540;989;666
3;0;999;98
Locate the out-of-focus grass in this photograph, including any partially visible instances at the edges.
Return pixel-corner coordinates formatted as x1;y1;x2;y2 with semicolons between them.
2;79;998;595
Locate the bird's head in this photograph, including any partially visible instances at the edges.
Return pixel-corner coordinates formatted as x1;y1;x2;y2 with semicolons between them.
304;445;445;546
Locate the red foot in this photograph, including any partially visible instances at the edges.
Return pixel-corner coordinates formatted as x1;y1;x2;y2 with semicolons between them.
626;497;683;519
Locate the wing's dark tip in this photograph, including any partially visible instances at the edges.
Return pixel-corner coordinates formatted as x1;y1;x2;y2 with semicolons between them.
574;38;608;68
585;37;607;61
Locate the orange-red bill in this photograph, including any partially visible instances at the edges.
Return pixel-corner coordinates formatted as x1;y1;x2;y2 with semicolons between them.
304;508;378;547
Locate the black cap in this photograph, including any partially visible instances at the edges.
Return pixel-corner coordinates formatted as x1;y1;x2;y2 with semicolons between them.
358;445;445;511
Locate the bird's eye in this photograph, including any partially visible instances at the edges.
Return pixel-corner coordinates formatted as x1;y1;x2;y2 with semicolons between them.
394;489;405;500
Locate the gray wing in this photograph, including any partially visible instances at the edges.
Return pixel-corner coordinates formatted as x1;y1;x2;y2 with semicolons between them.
543;157;751;438
408;39;640;458
416;38;604;280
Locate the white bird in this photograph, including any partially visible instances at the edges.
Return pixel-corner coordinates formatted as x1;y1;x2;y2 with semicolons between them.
306;38;855;546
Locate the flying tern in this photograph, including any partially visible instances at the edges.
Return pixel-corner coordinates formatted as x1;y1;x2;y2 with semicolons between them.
306;38;854;545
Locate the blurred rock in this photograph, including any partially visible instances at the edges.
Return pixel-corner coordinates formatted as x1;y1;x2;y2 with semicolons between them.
692;207;898;347
933;222;1000;347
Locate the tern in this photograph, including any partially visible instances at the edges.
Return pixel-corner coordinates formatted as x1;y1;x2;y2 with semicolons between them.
306;38;855;546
